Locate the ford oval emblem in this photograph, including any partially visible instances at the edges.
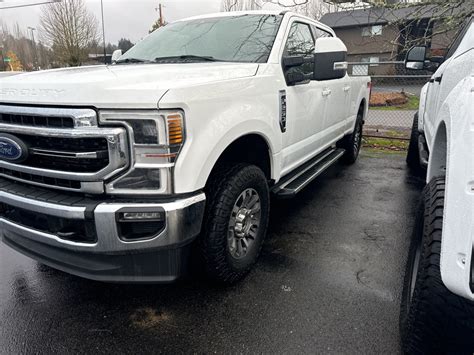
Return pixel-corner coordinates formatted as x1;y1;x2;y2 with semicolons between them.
0;134;28;163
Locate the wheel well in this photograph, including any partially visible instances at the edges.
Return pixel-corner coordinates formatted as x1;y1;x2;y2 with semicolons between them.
428;121;447;179
208;134;271;184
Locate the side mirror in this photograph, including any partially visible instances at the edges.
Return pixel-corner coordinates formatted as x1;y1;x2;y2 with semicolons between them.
313;37;348;81
282;55;314;85
111;49;123;64
282;56;307;69
405;46;426;70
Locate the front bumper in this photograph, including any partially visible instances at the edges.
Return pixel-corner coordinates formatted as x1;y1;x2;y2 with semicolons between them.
0;178;205;283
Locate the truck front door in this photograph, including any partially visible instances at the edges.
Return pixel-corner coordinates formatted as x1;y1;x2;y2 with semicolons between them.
280;19;328;176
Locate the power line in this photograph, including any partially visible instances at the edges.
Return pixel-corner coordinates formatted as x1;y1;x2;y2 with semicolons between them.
0;0;61;10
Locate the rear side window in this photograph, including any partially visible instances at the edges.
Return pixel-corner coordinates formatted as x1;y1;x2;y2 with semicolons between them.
284;22;315;75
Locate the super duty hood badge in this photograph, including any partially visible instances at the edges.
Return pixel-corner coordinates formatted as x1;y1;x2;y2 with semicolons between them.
0;88;65;98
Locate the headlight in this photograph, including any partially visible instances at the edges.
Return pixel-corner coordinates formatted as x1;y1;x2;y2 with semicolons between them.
99;110;185;195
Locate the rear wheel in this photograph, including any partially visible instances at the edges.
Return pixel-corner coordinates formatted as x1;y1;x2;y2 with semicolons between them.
338;111;363;164
400;177;474;354
200;163;270;284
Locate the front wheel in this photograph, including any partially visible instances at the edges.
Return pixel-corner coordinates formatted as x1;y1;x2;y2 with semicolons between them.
200;163;270;284
338;111;363;164
400;177;474;353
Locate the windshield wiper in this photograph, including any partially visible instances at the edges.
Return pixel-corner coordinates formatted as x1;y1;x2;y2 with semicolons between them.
153;55;224;63
115;58;151;64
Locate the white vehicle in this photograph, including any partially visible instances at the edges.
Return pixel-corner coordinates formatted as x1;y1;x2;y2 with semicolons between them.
402;17;474;353
0;11;369;284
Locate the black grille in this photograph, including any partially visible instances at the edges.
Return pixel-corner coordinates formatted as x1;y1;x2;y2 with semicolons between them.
0;112;74;128
14;134;110;173
0;202;97;243
0;166;81;189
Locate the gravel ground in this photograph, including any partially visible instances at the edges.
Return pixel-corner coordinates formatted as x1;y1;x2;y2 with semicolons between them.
0;151;424;354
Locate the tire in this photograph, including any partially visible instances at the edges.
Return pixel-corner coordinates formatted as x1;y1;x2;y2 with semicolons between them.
338;110;363;164
406;113;426;178
200;163;270;284
400;176;474;354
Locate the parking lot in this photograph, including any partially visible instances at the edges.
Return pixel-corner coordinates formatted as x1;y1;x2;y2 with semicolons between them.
0;152;424;354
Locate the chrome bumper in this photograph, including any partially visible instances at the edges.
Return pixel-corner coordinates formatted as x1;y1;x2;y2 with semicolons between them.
0;190;205;253
0;189;206;282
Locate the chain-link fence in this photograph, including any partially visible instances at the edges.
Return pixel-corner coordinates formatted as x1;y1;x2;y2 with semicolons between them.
349;61;431;139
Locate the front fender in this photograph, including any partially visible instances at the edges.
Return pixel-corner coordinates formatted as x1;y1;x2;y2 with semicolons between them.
436;77;474;300
159;76;282;193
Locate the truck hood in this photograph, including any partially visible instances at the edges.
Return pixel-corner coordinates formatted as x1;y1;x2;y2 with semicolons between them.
0;63;259;108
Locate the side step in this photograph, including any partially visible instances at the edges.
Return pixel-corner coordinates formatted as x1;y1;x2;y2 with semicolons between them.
272;147;345;198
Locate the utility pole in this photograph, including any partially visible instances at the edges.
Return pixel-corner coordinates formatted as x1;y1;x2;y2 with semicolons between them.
159;3;163;27
28;26;38;70
101;0;107;64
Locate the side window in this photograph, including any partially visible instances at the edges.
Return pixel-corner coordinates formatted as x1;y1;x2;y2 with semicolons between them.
284;22;315;75
312;26;332;39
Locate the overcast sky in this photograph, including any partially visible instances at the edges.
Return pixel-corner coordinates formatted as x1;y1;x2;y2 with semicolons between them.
0;0;228;44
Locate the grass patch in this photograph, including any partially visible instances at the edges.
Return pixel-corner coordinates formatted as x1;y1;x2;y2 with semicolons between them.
370;94;420;111
363;136;408;152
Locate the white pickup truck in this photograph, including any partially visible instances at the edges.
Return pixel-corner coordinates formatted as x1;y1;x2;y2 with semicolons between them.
402;16;474;353
0;11;369;284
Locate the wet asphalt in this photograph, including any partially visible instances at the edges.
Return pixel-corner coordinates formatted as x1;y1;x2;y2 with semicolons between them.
0;151;424;354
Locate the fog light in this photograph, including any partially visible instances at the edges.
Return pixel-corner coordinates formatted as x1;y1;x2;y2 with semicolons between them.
119;211;164;222
116;208;166;241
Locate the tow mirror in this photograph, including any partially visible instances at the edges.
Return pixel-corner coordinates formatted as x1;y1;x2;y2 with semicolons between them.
405;46;426;70
282;55;315;69
313;37;348;81
282;55;314;85
111;49;123;64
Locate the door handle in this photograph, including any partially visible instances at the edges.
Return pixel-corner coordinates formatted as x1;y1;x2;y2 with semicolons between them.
343;86;351;92
322;89;332;97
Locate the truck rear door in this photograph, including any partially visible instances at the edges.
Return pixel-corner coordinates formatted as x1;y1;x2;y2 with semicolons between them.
310;25;350;145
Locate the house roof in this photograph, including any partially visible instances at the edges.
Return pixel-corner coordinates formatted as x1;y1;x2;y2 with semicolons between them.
320;5;447;29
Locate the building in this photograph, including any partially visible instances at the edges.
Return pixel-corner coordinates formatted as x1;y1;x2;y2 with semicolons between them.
320;5;459;75
86;53;113;65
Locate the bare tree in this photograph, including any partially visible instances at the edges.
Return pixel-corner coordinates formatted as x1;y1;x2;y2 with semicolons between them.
291;0;339;19
383;0;472;55
221;0;341;20
221;0;472;57
221;0;262;11
221;0;246;11
40;0;99;66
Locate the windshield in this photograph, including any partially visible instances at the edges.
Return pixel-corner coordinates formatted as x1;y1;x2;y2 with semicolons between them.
118;14;283;64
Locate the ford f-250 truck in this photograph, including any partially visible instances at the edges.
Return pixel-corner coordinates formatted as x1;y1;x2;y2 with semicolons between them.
401;16;474;353
0;11;370;284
